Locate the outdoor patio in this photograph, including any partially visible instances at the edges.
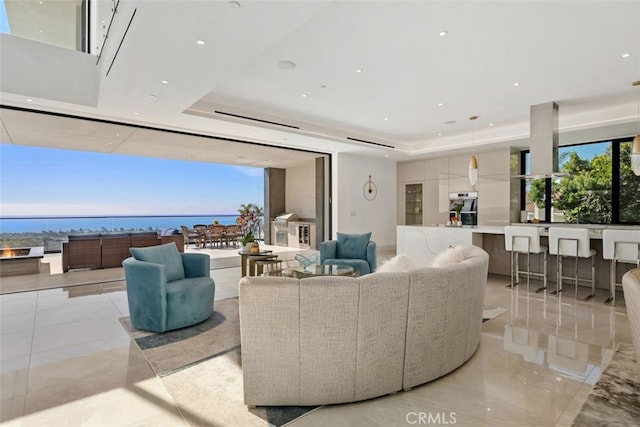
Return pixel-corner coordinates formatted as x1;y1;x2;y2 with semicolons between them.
0;244;312;295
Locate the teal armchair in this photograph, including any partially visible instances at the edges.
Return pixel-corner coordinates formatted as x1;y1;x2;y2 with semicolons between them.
123;243;215;332
320;232;376;275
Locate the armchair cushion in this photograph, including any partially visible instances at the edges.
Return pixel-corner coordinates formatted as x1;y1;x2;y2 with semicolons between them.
336;232;371;260
130;243;185;282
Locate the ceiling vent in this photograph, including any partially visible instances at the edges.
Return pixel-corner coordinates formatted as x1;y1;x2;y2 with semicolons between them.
213;110;300;130
346;136;395;149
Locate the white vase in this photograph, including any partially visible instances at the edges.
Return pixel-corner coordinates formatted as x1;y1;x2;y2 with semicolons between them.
244;242;258;252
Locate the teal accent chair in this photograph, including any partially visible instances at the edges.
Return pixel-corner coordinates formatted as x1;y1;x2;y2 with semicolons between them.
320;232;377;276
123;243;215;332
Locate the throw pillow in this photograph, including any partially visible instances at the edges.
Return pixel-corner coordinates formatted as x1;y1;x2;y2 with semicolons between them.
129;243;185;282
336;232;371;260
430;245;468;268
376;253;421;273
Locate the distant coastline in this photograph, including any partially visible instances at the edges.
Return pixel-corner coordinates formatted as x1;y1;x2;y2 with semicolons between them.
0;215;241;234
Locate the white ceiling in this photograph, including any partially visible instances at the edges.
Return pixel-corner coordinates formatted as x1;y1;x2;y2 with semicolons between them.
1;0;639;166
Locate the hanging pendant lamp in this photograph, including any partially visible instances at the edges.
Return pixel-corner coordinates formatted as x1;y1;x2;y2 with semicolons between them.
468;115;479;186
632;80;640;176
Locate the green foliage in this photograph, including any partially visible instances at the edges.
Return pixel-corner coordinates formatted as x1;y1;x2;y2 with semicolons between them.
527;142;640;223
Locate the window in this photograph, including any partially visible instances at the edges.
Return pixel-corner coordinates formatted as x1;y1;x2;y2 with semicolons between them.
521;137;640;224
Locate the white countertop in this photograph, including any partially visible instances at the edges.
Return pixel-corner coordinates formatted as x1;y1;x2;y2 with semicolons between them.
399;224;640;239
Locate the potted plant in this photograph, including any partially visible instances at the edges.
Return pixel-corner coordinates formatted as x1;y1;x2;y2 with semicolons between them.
241;232;258;252
454;199;464;226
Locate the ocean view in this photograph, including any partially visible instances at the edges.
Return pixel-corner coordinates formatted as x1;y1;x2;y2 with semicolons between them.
0;215;241;234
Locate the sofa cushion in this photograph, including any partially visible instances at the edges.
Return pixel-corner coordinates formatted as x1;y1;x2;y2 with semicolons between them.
336;232;371;260
377;253;421;273
130;243;185;282
430;245;469;267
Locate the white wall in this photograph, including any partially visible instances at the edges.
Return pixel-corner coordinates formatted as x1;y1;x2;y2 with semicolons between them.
332;153;397;249
285;159;316;219
0;34;99;106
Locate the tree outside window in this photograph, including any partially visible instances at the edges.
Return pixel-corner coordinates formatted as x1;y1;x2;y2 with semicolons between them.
525;140;640;224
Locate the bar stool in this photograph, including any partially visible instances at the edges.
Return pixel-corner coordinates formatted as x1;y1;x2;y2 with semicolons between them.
602;230;640;305
548;227;596;300
504;226;548;292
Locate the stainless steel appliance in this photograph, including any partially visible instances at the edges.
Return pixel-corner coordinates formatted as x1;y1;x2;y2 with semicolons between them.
449;192;478;225
272;213;298;247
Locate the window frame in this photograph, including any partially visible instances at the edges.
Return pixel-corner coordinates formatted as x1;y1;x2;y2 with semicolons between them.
520;136;637;225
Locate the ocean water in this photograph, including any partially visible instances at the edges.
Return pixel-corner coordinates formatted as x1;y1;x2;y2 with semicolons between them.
0;215;241;234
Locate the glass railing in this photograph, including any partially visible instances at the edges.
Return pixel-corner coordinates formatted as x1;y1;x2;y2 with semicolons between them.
0;0;117;55
0;214;265;253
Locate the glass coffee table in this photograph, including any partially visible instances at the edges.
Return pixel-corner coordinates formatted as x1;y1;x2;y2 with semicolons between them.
289;264;355;279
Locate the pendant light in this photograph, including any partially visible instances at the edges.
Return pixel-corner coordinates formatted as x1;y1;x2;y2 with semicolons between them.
632;80;640;176
468;115;479;186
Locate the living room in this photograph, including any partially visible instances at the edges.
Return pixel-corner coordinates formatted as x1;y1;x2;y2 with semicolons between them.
1;1;639;426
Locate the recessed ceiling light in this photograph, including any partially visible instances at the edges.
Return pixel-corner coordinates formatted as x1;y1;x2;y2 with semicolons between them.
384;154;389;158
26;98;33;102
384;117;389;121
513;82;520;87
621;53;631;59
229;1;241;8
39;29;44;33
301;94;308;98
133;112;139;115
437;102;444;107
116;133;120;136
161;80;169;84
196;39;206;45
437;132;443;136
277;60;296;70
355;68;363;73
148;94;156;98
489;122;495;126
439;31;448;36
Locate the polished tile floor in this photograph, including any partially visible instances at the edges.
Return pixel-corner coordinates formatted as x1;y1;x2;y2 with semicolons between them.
0;255;634;426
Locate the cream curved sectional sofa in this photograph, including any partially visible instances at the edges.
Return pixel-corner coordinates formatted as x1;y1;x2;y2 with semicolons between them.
238;245;489;407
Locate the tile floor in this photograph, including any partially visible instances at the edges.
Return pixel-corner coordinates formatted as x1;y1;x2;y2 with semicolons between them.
0;253;635;426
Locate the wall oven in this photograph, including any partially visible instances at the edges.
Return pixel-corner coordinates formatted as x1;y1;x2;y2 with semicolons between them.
449;192;478;225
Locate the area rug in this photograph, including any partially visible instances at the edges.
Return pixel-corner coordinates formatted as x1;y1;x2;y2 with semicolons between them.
571;342;640;426
119;297;241;377
119;297;318;426
483;304;508;323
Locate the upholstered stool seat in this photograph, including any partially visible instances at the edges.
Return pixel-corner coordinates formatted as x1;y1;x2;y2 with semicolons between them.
548;227;596;300
504;226;548;292
602;230;640;305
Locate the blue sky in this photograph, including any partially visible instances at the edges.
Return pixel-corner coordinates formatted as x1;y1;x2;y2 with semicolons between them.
0;0;9;34
0;144;264;217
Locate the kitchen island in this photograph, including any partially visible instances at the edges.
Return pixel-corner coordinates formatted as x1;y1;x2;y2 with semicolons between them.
397;224;640;292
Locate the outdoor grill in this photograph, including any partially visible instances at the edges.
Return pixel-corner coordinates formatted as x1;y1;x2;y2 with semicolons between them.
273;213;298;246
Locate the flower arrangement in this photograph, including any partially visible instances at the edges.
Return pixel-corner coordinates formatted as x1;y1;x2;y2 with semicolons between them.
452;199;465;220
236;203;263;246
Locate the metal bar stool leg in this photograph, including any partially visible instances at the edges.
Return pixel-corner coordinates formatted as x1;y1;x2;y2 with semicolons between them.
605;259;615;304
583;255;595;301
